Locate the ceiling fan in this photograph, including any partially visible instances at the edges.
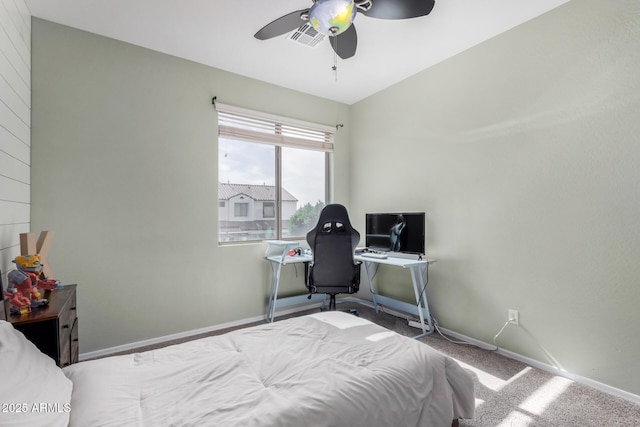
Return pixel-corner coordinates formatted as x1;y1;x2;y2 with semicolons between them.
254;0;436;60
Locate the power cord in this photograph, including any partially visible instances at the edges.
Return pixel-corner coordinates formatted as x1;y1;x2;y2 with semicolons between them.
416;266;429;309
412;314;515;352
491;319;513;351
412;267;471;347
370;263;380;281
380;263;517;352
293;264;299;278
431;316;474;346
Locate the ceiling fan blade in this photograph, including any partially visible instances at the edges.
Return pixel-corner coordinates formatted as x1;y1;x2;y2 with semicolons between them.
330;24;358;59
254;9;309;40
360;0;435;19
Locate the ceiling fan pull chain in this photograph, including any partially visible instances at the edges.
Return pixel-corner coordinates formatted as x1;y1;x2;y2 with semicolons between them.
332;43;339;81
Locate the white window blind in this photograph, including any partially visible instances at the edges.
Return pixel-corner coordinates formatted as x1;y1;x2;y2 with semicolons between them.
216;103;334;153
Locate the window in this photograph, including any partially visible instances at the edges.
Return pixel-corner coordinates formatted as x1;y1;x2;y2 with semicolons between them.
234;202;249;217
217;103;334;243
263;202;275;218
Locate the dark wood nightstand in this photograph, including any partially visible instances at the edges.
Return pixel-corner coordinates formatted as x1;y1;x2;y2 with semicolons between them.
4;284;79;367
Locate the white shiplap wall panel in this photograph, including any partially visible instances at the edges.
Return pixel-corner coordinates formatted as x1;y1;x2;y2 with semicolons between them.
0;44;29;105
0;2;29;69
11;0;31;48
0;0;30;284
0;199;29;223
0;124;29;163
0;223;29;278
0;175;29;203
0;68;29;123
0;150;29;183
0;16;29;75
0;95;29;142
0;223;28;250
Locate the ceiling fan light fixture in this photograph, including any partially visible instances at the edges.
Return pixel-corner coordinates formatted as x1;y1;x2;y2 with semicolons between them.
309;0;357;36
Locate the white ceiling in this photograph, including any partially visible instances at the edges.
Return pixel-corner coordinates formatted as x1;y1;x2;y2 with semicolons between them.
25;0;570;105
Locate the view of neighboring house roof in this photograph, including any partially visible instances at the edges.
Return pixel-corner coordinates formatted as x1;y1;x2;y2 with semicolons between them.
218;182;297;202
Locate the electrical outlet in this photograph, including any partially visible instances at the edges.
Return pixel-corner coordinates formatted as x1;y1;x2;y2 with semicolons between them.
508;309;519;325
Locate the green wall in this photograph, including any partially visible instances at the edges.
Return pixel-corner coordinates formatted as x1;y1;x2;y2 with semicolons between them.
31;0;640;398
349;0;640;395
31;18;351;353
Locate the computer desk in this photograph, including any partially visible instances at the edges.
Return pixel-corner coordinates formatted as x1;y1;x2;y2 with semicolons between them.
264;240;435;338
355;254;435;338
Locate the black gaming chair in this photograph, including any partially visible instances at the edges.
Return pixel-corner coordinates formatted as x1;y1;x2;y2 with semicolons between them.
306;204;361;311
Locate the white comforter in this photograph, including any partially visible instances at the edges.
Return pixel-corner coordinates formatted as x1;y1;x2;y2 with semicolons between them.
63;312;474;427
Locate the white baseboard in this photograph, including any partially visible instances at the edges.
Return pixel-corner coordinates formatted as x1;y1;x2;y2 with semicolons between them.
79;302;325;361
397;308;640;405
436;325;640;406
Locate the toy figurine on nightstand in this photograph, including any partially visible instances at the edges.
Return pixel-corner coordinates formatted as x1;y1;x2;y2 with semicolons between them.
13;254;61;291
3;231;63;315
3;269;48;315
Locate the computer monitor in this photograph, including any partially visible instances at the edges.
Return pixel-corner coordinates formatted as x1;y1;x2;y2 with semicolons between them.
365;212;425;255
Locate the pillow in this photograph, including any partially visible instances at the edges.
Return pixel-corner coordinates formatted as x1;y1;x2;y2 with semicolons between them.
0;320;72;427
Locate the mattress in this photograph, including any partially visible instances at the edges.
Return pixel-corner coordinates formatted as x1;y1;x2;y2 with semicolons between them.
63;311;474;426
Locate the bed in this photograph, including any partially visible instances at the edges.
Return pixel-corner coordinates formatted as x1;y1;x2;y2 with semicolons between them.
0;311;474;427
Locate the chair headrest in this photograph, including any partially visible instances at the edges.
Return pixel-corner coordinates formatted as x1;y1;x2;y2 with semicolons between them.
306;204;360;248
316;204;352;226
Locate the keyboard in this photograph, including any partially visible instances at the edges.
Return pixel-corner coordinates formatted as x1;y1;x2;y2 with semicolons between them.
361;252;388;259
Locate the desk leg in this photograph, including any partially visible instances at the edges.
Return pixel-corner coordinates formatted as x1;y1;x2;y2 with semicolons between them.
266;260;282;323
409;264;433;338
361;261;380;312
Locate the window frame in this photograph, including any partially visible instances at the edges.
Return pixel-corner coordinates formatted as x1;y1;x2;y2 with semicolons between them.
217;103;334;244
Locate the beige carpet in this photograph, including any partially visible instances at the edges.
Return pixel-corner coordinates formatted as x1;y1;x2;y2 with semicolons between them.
346;303;640;427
